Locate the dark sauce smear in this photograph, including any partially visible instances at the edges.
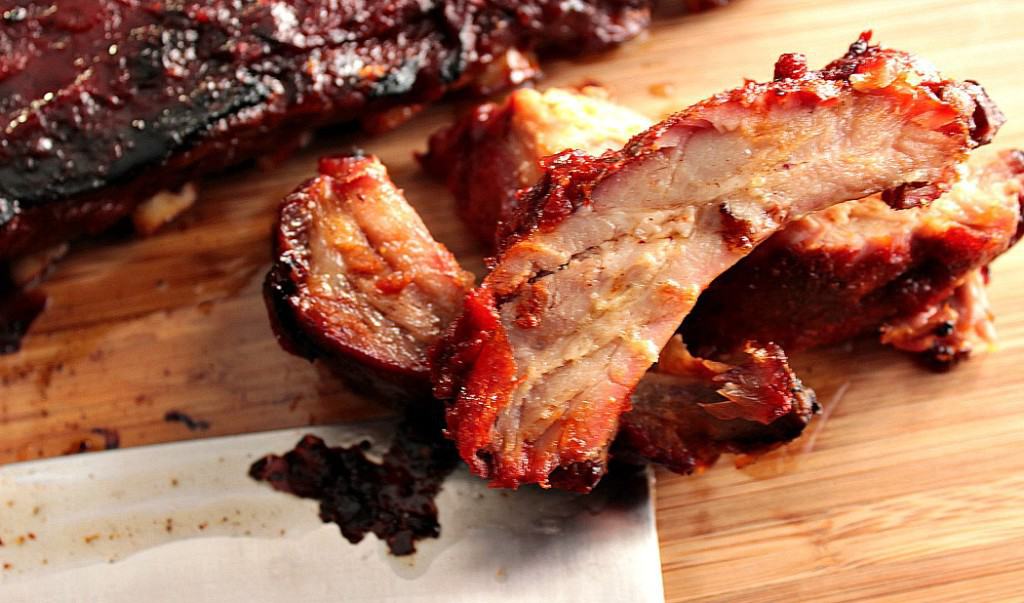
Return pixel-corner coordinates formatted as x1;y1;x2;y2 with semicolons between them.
0;270;47;355
250;408;458;556
163;410;211;431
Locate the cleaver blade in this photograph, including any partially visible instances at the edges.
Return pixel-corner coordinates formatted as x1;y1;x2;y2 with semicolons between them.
0;420;664;602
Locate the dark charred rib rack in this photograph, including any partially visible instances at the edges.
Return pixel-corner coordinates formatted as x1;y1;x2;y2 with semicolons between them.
0;0;651;260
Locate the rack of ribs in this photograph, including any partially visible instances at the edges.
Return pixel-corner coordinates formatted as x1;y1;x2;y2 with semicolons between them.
424;88;1017;369
428;34;999;489
0;0;654;261
265;151;815;481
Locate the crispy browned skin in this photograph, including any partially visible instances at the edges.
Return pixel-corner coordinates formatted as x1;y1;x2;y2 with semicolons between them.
431;35;995;490
420;87;653;246
0;0;653;261
426;88;1018;368
615;337;817;475
265;154;473;398
683;151;1024;366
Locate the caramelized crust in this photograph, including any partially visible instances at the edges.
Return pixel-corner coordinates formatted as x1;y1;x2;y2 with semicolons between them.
432;35;994;489
616;337;817;475
265;155;473;398
684;151;1024;364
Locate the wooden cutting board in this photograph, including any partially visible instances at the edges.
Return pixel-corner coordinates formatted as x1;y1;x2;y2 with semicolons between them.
3;0;1023;600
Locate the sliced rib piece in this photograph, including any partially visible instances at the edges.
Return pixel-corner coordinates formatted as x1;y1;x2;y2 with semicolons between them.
0;0;652;261
431;35;995;489
265;155;473;398
426;88;1018;366
683;150;1024;365
420;86;653;246
616;337;817;475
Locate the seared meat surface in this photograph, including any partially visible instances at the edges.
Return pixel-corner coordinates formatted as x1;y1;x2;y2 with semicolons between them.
0;0;652;260
617;337;817;475
431;35;996;490
420;86;652;246
427;89;1019;367
265;154;472;398
684;151;1024;365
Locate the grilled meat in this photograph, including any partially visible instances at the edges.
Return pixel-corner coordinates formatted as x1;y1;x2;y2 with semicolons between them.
420;86;653;246
683;150;1024;365
426;88;1019;367
265;154;473;398
0;0;652;261
616;337;817;475
431;35;996;490
272;149;815;475
266;150;808;479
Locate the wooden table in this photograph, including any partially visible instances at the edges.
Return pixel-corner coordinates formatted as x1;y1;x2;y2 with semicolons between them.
3;0;1024;600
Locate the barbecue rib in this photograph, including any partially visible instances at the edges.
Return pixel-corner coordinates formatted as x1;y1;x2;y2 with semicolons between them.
424;88;1018;366
0;0;652;261
616;336;817;475
265;154;473;398
683;150;1024;365
431;35;997;489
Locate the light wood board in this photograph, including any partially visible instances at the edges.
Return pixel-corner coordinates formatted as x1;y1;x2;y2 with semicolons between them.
2;0;1024;600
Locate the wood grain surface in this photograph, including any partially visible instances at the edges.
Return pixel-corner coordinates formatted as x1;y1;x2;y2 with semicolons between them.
3;0;1024;600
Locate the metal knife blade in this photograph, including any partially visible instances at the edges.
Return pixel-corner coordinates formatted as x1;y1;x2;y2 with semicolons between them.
0;421;664;602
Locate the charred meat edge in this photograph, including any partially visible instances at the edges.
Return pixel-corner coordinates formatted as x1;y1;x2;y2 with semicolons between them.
615;336;818;477
250;406;458;556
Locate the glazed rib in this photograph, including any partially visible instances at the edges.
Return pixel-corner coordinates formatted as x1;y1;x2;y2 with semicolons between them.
0;0;652;261
683;150;1024;365
616;337;817;475
431;35;994;489
426;89;1018;367
265;154;473;398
